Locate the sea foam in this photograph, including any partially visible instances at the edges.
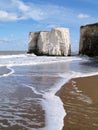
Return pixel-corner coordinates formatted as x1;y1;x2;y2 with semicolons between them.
0;54;98;130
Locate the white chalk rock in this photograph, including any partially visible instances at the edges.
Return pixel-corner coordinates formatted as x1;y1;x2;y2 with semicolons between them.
28;28;71;56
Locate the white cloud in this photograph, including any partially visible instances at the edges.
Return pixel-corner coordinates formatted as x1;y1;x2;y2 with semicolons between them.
0;0;75;23
11;0;44;20
0;0;77;23
0;0;45;21
0;10;18;21
0;0;94;26
77;13;90;19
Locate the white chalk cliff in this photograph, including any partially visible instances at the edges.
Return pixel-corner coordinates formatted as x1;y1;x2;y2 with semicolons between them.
28;28;71;56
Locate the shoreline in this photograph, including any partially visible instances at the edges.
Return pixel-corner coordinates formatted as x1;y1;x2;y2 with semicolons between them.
0;66;11;76
56;75;98;130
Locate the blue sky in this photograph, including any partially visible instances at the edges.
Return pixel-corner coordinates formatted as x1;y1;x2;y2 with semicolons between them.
0;0;98;51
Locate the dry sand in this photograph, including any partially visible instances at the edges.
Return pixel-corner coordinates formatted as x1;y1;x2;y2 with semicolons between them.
56;75;98;130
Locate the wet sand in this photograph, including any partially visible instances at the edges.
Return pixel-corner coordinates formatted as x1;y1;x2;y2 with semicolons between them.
0;84;45;130
56;75;98;130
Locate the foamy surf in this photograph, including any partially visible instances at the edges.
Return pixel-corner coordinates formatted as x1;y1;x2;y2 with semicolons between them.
0;53;98;130
0;66;14;77
0;54;88;67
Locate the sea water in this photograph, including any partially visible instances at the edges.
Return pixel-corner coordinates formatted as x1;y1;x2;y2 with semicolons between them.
0;51;98;130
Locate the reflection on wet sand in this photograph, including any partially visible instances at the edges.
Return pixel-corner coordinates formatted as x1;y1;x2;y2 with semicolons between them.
0;85;45;130
0;65;59;130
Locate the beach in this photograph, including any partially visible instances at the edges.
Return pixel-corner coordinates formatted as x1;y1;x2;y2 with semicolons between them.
0;53;98;130
56;75;98;130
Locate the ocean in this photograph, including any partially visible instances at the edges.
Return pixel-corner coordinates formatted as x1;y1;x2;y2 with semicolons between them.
0;51;98;130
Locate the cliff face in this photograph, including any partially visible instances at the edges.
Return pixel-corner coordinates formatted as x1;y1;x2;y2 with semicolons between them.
79;23;98;56
28;32;40;54
28;28;71;56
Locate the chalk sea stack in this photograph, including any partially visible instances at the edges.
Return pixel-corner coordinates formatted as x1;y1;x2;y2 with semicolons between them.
79;23;98;57
28;28;71;56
